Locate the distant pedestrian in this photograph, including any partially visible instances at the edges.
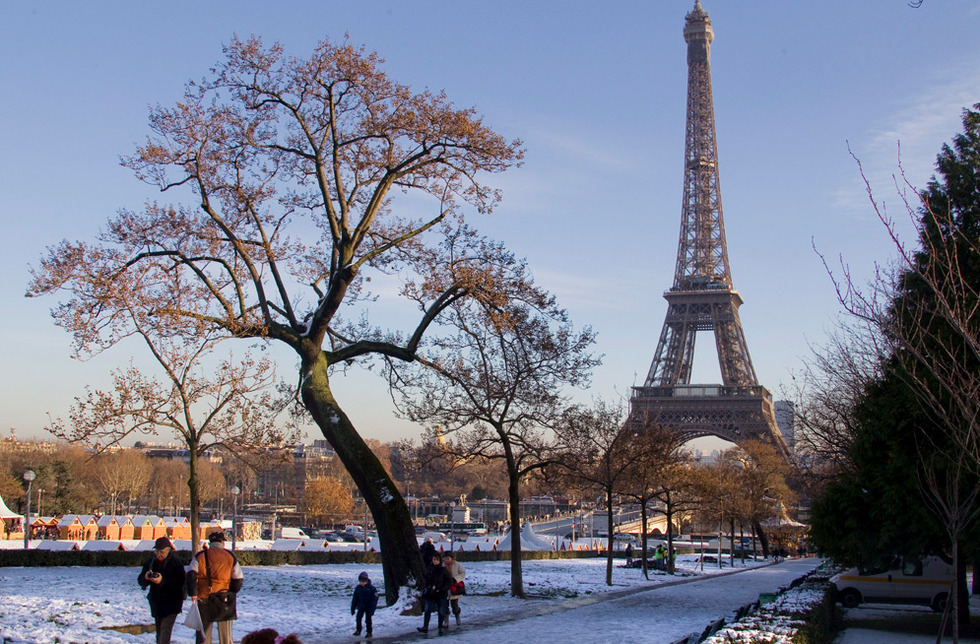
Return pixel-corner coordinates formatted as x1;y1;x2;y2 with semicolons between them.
417;552;452;634
443;552;466;626
625;542;633;566
350;571;379;638
137;536;186;644
419;537;436;567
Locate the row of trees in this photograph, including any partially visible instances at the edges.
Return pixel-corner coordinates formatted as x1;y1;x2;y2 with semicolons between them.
1;444;226;517
798;105;980;639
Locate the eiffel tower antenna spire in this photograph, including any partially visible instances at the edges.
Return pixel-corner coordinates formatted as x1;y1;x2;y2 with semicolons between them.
630;2;790;456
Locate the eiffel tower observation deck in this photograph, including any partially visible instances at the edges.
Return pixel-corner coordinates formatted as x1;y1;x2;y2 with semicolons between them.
629;1;790;457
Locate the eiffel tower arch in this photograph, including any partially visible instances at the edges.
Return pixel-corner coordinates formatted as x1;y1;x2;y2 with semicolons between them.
629;1;790;459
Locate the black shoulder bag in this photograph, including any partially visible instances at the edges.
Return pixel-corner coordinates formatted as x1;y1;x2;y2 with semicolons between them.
200;548;237;623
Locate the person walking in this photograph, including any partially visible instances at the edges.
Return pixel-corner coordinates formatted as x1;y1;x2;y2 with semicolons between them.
417;552;452;634
187;532;244;644
137;537;186;644
350;571;379;638
419;537;436;567
442;552;466;626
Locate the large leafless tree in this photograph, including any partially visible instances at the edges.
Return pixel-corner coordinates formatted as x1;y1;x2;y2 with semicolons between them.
28;36;523;602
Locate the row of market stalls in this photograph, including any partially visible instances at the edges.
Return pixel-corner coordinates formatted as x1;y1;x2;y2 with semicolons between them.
0;494;225;544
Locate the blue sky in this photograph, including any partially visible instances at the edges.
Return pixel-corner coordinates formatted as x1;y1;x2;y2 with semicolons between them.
2;1;979;446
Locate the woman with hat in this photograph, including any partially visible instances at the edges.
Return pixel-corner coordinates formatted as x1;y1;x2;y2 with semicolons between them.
137;536;186;644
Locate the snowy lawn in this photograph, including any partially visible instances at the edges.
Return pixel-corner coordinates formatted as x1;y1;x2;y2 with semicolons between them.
0;554;762;643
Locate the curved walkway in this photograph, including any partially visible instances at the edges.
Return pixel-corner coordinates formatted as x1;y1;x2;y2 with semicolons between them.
364;558;821;643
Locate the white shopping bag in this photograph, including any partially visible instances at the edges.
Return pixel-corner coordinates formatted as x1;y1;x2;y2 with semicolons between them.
182;599;205;633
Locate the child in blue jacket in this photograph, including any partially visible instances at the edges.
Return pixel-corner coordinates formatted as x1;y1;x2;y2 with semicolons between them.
351;571;379;638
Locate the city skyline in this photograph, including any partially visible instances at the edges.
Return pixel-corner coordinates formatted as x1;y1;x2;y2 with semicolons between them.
2;1;979;446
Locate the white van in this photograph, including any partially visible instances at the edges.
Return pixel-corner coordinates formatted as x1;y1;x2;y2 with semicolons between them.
279;527;309;540
831;555;953;612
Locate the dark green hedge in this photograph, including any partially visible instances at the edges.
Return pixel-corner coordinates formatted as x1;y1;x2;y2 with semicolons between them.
0;547;599;568
792;587;841;644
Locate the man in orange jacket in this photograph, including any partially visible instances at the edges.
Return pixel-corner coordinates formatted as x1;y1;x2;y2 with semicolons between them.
186;532;244;644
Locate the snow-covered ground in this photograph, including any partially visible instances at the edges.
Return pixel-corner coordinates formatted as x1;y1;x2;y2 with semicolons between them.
0;554;779;643
2;555;973;643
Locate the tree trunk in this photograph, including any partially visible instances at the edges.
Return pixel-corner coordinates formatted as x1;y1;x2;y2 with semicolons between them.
505;458;525;598
665;491;675;575
640;499;649;580
957;542;970;627
188;442;201;554
300;350;423;607
753;519;770;558
729;517;736;568
605;489;615;586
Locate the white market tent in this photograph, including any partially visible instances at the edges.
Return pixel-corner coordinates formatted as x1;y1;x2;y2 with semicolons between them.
0;495;25;541
0;495;20;520
494;522;557;551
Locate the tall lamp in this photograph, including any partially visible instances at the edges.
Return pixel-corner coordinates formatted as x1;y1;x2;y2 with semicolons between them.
230;485;240;551
23;470;35;550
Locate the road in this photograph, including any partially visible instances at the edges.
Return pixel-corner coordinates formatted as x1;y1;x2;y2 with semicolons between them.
382;557;822;643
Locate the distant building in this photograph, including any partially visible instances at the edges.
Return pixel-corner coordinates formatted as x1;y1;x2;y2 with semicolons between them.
774;400;795;452
135;443;223;464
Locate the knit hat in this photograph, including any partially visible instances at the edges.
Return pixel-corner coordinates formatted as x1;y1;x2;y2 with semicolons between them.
154;537;173;550
358;571;370;581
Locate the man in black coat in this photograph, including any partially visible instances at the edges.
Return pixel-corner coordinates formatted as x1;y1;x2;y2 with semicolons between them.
138;537;186;644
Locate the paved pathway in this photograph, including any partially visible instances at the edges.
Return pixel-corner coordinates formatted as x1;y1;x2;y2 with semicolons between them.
363;557;822;643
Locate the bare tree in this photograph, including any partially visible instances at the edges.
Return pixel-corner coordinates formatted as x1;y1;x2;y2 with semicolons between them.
715;441;795;560
389;287;598;597
644;460;700;575
45;333;292;553
151;459;190;515
196;461;228;506
788;319;884;472
552;400;643;586
93;449;152;514
28;36;522;603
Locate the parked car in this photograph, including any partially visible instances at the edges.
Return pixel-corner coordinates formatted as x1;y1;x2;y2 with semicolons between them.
831;555;953;612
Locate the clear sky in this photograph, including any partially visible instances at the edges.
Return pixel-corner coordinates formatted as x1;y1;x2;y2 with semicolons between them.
2;1;979;446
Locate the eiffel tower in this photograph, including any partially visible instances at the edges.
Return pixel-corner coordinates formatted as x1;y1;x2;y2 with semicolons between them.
629;1;790;457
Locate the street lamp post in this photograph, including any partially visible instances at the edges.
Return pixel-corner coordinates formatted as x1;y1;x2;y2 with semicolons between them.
22;470;35;550
450;501;456;553
231;485;240;552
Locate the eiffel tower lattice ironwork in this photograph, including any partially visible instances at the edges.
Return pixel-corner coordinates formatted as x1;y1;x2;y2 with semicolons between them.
629;1;789;456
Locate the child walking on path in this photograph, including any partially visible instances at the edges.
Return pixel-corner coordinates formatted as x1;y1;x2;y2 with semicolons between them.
350;571;379;638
